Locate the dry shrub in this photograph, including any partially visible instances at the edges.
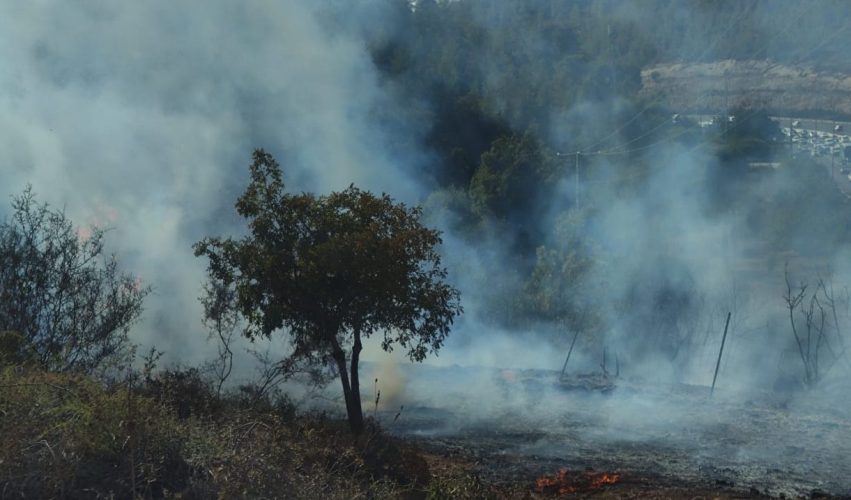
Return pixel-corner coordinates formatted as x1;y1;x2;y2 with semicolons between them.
142;367;222;420
424;473;495;500
185;411;426;498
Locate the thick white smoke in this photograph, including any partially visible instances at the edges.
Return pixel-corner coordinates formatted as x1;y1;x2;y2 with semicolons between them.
0;1;427;368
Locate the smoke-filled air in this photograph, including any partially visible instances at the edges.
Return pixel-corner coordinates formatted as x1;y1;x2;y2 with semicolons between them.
2;1;851;498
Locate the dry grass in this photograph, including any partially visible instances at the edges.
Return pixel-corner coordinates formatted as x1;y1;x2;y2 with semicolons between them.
0;366;443;499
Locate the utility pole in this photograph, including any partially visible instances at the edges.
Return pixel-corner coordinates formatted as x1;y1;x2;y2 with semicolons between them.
575;151;580;209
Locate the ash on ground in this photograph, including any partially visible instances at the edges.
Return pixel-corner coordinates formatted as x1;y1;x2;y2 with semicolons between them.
362;364;851;498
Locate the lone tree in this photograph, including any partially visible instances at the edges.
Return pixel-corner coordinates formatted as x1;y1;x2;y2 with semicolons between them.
195;150;462;433
0;187;148;372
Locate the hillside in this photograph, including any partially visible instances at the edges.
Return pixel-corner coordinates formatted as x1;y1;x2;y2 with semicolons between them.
641;60;851;117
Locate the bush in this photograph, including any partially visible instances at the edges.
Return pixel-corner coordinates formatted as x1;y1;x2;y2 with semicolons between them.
0;187;148;373
0;330;36;367
143;367;222;420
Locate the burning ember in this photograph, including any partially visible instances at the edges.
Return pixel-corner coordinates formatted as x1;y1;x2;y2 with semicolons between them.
535;468;621;496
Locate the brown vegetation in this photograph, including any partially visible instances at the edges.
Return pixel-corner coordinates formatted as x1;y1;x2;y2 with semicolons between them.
0;365;439;499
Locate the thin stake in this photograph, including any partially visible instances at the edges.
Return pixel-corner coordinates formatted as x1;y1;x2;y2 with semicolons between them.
711;312;732;396
373;378;379;417
560;329;581;381
575;151;580;208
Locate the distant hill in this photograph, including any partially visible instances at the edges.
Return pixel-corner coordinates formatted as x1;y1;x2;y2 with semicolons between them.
640;60;851;118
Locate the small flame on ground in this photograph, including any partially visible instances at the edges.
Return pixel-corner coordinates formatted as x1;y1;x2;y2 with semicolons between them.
590;472;620;488
535;468;620;496
535;469;576;496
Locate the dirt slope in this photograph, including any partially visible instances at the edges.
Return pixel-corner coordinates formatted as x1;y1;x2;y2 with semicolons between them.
640;60;851;117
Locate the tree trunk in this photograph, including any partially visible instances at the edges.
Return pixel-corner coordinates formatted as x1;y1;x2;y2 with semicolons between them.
330;335;364;434
349;329;364;434
331;343;356;431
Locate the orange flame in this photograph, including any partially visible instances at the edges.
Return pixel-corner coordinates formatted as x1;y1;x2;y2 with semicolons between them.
535;468;620;496
536;469;576;495
590;472;620;488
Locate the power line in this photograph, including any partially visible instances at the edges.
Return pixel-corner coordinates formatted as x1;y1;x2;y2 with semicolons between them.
555;7;849;194
577;0;763;154
581;2;814;157
588;16;851;161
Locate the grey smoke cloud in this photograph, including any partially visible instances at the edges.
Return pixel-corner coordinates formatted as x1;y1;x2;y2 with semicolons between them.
0;1;428;366
3;0;850;409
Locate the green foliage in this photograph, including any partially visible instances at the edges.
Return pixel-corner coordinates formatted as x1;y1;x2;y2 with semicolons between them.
143;367;222;420
197;149;461;362
525;209;599;329
0;187;149;373
0;367;191;497
470;132;555;220
0;330;36;366
427;92;513;188
716;109;783;161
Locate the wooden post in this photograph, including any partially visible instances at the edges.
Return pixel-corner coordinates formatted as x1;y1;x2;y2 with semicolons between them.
711;312;732;396
789;117;793;155
560;329;581;381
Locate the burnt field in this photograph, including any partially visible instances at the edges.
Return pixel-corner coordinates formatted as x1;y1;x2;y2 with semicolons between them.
363;364;851;498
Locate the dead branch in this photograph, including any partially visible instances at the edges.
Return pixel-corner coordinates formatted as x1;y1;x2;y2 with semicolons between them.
784;264;811;386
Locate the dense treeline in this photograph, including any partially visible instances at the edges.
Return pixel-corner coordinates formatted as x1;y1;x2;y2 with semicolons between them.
363;0;851;136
